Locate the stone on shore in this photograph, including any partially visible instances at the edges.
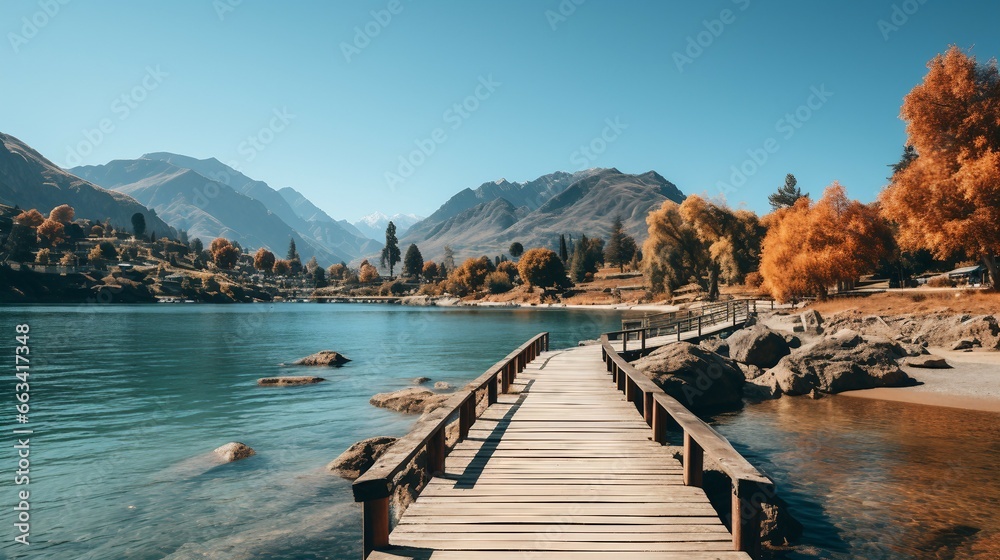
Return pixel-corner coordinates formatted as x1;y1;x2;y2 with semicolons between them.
698;337;729;357
412;376;431;385
801;309;824;334
770;333;913;396
257;376;325;386
214;442;255;462
434;381;453;390
327;436;398;480
952;338;981;351
906;355;950;369
370;388;450;414
727;325;790;368
631;342;744;412
293;351;350;366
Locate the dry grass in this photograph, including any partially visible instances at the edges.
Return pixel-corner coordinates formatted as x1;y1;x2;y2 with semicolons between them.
803;289;1000;316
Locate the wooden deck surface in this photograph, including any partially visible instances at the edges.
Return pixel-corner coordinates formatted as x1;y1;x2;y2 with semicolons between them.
373;344;750;560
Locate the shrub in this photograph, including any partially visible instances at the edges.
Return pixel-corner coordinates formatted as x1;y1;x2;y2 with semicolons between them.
485;271;513;294
34;248;51;265
927;274;953;288
744;271;764;290
518;248;566;288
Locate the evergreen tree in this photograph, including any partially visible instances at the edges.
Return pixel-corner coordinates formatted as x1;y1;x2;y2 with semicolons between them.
380;221;401;276
403;243;424;277
889;144;918;178
508;242;524;259
131;212;146;238
768;174;807;210
287;238;299;261
558;234;569;263
443;245;456;273
604;215;636;272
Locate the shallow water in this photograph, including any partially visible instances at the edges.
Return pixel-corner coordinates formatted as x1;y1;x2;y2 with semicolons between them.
0;304;624;559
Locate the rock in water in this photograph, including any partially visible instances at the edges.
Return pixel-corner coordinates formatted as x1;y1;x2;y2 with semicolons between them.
727;325;790;368
770;334;913;396
412;376;431;385
327;436;398;480
907;355;950;369
631;342;744;412
370;388;450;414
293;351;350;366
257;376;325;386
214;442;255;462
434;381;453;390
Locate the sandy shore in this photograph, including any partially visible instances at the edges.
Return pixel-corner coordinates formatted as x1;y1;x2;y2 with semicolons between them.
840;347;1000;413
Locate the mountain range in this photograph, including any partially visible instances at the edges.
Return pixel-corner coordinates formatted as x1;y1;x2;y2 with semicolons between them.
0;132;174;237
352;212;423;240
399;168;685;262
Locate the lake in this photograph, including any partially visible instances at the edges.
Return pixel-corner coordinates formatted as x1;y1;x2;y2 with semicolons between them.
2;304;998;559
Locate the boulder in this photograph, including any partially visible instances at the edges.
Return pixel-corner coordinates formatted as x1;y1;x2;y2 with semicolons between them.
906;355;950;369
737;362;764;380
433;381;453;390
744;371;782;400
293;351;350;366
801;309;823;334
770;335;913;396
631;342;744;412
256;376;325;386
727;325;790;368
412;376;431;385
698;337;730;357
214;442;255;462
327;436;398;480
370;388;450;414
952;338;981;351
784;334;802;349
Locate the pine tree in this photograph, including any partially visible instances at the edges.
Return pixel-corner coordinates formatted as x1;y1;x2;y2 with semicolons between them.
768;174;807;210
604;215;636;272
287;238;299;261
403;243;423;277
558;234;568;263
380;221;401;276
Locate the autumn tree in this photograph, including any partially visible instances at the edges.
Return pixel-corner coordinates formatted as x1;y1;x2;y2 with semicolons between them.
273;259;292;275
642;201;710;296
305;256;320;274
380;221;401;276
212;241;240;270
761;183;892;301
447;256;495;295
328;262;348;280
768;174;807;210
37;219;65;246
421;261;439;281
403;244;424;277
879;46;1000;287
518;248;566;288
131;212;146;238
35;248;51;265
15;209;44;228
359;259;380;283
604;215;637;272
679;195;764;298
508;242;524;259
496;260;519;283
49;204;75;223
253;248;276;273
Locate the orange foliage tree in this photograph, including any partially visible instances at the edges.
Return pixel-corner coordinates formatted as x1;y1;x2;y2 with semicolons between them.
879;46;1000;287
210;238;240;269
15;209;44;228
761;183;892;301
36;219;65;246
253;248;275;273
517;248;565;288
358;259;379;283
48;204;75;223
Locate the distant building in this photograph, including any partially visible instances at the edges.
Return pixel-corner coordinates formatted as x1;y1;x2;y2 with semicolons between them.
947;264;988;285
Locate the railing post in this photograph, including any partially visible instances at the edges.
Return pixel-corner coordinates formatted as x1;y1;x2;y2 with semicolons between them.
362;497;390;558
617;366;625;392
427;426;446;475
459;398;472;441
625;376;634;402
640;328;646;349
698;315;702;337
622;332;627;352
501;362;511;393
652;402;667;444
545;333;549;351
488;371;498;404
643;392;653;426
683;432;704;487
732;480;763;558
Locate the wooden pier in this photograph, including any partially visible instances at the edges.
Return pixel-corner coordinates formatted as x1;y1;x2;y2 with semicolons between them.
353;301;772;559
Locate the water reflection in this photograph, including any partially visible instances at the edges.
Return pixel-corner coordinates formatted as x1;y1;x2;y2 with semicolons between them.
714;396;1000;559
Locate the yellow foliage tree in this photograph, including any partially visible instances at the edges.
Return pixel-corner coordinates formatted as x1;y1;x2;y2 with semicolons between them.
761;183;892;302
879;46;1000;286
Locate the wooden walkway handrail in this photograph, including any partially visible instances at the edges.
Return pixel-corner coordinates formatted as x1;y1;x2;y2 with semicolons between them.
612;299;757;351
599;333;774;557
352;332;550;557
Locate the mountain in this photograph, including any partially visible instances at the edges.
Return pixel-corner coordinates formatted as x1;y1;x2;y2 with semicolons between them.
278;186;336;223
352;212;423;240
0;132;174;237
70;158;345;264
400;168;684;261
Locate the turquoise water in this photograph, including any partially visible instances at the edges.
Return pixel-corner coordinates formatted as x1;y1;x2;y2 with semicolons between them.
3;304;999;559
0;304;625;560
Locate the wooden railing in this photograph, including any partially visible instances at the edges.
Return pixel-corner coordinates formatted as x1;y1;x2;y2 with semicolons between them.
352;332;550;558
599;332;774;558
616;299;756;351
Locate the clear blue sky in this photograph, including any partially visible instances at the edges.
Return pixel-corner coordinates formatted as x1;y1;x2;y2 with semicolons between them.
3;0;997;221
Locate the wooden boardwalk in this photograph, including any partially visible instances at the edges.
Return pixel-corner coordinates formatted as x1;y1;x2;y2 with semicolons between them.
355;303;770;560
366;345;751;559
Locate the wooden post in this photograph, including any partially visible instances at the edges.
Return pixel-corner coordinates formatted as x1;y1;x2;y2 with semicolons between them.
640;328;646;349
732;480;763;558
362;496;390;558
652;402;667;444
643;392;653;426
683;432;703;487
698;315;702;337
459;398;472;441
617;366;625;392
625;376;634;402
488;372;498;404
545;333;549;351
501;363;510;394
427;427;446;475
622;332;627;352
